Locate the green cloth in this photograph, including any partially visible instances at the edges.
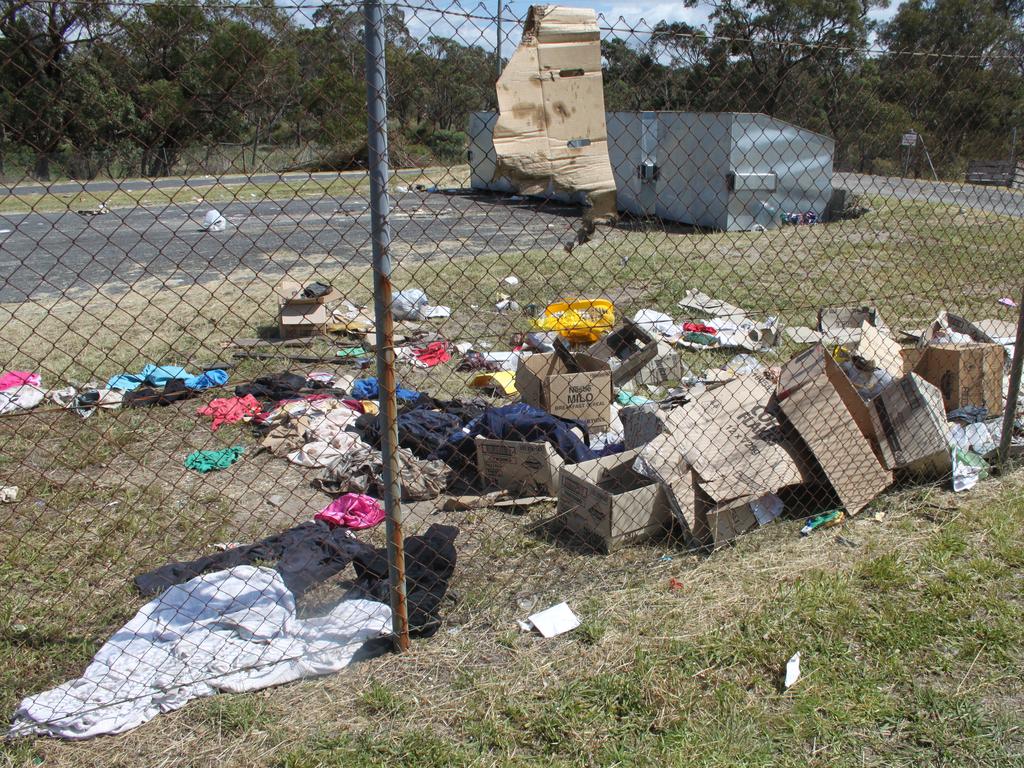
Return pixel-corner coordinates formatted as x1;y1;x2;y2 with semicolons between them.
617;390;653;406
185;446;245;473
681;331;718;346
336;347;367;358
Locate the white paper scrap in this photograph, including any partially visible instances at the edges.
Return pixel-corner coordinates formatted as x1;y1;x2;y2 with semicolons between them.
784;651;801;689
527;602;580;638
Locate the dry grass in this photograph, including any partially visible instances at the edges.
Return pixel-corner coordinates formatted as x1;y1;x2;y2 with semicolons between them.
1;190;1023;765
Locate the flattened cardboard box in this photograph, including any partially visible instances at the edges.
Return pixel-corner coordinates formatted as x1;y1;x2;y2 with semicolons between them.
557;449;671;553
913;342;1004;412
492;5;616;218
869;373;950;475
635;375;812;545
475;437;564;496
515;352;613;432
776;345;892;514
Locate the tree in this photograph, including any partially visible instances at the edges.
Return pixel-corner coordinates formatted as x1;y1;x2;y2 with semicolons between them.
0;0;113;179
687;0;889;115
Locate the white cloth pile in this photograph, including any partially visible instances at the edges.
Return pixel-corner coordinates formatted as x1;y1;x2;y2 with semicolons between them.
9;566;391;739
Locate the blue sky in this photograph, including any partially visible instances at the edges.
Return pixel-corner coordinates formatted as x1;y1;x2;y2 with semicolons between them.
401;1;906;52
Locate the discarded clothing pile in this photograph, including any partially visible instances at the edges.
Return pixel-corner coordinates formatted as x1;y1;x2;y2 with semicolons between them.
11;524;461;739
315;494;385;530
136;519;374;597
49;386;123;418
109;365;227;393
317;445;449;501
0;371;44;416
105;365;230;408
395;341;452;368
258;397;366;468
236;372;338;403
350;377;420;401
434;403;617;489
354;407;465;459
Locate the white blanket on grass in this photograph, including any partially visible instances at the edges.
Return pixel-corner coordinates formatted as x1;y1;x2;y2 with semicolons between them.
9;566;391;740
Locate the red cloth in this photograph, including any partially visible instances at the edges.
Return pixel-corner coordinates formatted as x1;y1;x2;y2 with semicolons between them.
413;341;451;367
682;322;717;335
315;493;385;530
197;394;262;431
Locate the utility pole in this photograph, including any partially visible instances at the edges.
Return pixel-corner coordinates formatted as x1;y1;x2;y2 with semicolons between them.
496;0;503;80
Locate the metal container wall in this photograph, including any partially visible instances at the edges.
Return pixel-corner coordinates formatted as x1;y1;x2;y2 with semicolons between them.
470;110;836;231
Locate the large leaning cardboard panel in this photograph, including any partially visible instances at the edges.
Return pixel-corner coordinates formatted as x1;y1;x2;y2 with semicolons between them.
492;5;616;218
776;345;892;514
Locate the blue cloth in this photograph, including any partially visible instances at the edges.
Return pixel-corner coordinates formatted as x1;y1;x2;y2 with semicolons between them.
140;364;188;387
351;377;419;401
109;365;227;392
184;369;228;390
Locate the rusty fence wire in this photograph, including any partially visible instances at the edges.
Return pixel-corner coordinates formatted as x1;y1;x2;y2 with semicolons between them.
1;0;1023;742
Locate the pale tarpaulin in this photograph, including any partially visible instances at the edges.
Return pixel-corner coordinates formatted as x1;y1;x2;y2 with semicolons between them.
493;5;616;220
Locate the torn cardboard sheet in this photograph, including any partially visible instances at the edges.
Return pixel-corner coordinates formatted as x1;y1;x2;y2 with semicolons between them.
492;5;616;219
818;306;887;344
856;321;904;380
916;311;997;348
635;375;812;545
776;346;892;514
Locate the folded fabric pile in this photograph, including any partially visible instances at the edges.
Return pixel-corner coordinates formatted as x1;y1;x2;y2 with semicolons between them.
0;371;44;416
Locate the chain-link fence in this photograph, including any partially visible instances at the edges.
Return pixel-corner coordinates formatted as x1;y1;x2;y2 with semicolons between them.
2;0;1023;744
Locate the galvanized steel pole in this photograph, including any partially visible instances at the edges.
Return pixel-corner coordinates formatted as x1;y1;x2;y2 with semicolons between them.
496;0;503;81
364;0;410;652
997;286;1024;469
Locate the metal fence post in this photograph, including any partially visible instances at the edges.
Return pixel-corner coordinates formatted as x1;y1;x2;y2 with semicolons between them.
998;286;1024;469
364;0;410;652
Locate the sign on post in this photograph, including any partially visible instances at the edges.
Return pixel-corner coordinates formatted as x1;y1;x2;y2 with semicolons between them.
901;131;918;147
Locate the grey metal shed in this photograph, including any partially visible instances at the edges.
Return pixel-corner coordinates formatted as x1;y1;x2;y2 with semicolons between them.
467;110;836;232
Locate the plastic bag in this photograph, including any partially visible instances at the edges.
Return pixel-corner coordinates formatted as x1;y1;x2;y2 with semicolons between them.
392;289;428;320
202;210;227;232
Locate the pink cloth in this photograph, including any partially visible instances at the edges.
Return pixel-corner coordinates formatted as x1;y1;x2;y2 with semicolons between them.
0;371;40;391
315;493;385;530
197;394;262;431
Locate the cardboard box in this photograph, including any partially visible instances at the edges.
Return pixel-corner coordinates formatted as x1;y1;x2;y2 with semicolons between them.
619;403;665;449
869;374;951;475
776;345;892;514
279;303;329;339
276;279;336;306
492;6;616;218
817;305;886;344
475;438;563;496
913;342;1004;412
635;375;812;545
588;320;658;386
557;449;672;553
633;342;691;387
515;352;613;432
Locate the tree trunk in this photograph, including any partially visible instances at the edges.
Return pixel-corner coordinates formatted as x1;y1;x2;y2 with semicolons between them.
34;153;51;181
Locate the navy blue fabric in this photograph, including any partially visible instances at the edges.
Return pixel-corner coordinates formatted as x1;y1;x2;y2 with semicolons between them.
433;403;602;467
